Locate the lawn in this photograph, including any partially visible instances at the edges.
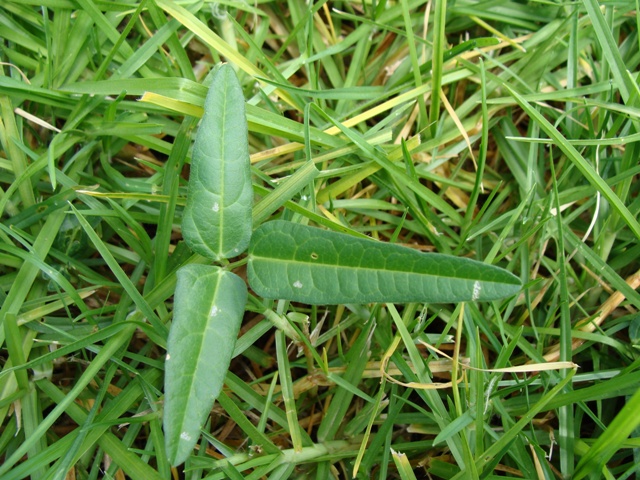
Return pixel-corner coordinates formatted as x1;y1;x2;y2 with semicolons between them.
0;0;639;478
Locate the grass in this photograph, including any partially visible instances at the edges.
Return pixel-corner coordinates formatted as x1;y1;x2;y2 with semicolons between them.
1;0;639;478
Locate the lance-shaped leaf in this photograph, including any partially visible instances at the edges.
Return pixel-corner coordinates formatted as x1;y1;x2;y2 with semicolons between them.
182;63;252;260
164;264;247;466
247;221;521;305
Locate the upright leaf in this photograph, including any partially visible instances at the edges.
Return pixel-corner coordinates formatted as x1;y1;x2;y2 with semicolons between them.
573;386;640;480
247;221;521;304
164;264;247;466
182;63;252;260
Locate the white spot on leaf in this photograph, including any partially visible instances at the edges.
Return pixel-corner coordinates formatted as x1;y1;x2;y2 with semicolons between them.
472;281;482;301
180;431;191;441
210;305;219;317
212;202;220;212
293;280;303;289
165;353;170;361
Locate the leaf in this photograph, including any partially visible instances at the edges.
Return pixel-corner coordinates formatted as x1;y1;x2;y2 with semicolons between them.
182;64;252;260
391;448;419;480
247;221;521;305
432;411;474;446
573;386;640;480
501;82;640;241
164;264;247;466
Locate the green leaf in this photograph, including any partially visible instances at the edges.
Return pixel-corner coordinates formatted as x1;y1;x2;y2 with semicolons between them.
573;386;640;480
391;449;419;480
247;221;521;305
501;82;640;241
182;64;252;260
164;264;247;466
432;410;474;446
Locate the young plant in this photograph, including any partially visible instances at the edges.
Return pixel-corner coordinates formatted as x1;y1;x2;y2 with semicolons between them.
163;64;251;465
164;63;522;467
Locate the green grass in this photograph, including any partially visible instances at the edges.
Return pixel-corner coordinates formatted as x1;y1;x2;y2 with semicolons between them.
1;0;639;479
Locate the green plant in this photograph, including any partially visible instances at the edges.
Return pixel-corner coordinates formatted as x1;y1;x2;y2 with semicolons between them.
164;63;521;467
164;64;253;465
165;264;247;465
2;1;638;477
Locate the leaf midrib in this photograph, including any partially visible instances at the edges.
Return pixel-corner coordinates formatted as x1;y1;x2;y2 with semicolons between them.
249;254;517;285
217;71;229;256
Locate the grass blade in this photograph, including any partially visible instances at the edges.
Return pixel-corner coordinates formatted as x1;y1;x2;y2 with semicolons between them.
502;83;640;240
573;387;640;479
